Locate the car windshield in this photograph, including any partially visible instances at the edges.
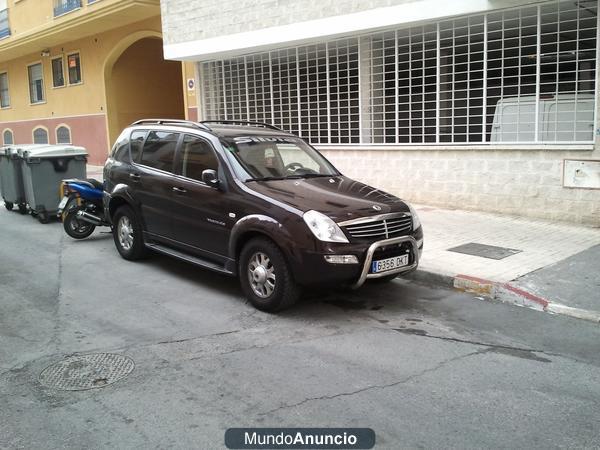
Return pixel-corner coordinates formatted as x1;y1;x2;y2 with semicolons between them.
221;135;339;181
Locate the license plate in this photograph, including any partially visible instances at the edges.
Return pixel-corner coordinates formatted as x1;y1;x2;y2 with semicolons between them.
58;196;69;211
371;254;409;274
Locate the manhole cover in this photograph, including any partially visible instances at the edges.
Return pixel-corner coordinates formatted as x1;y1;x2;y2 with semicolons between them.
447;242;522;260
39;353;134;391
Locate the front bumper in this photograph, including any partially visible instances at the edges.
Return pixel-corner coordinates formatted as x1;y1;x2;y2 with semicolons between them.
290;232;422;288
350;235;420;289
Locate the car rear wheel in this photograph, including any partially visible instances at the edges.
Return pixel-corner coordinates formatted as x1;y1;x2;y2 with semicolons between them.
113;205;146;260
239;237;300;312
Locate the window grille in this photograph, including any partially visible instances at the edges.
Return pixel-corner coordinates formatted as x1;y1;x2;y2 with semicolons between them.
200;0;598;145
3;129;13;145
56;126;71;144
33;128;48;145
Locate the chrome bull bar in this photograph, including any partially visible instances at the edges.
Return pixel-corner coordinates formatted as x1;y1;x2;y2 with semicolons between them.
351;235;420;289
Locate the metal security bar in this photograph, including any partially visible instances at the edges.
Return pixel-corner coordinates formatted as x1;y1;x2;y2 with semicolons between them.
53;0;82;17
200;0;598;145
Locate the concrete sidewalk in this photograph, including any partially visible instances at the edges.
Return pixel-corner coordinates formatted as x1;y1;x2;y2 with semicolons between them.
412;204;600;323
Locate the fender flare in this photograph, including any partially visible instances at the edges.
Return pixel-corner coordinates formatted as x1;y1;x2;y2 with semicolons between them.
228;214;296;261
106;184;140;223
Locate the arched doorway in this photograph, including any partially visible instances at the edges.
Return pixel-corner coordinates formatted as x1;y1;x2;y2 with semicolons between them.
104;34;185;146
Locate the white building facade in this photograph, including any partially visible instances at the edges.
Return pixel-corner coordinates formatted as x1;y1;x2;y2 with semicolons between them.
161;0;600;225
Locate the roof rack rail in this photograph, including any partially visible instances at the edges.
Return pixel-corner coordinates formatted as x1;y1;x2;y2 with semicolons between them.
200;120;285;132
131;119;212;131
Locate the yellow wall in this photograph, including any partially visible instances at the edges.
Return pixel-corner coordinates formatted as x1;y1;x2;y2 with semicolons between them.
8;0;53;34
110;37;184;141
6;0;160;39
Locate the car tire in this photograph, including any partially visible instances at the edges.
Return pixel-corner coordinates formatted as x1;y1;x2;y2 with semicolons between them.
63;207;96;239
4;201;13;211
239;237;300;312
113;205;146;260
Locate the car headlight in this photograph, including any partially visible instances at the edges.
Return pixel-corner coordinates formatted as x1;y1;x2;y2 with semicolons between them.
303;210;349;243
408;204;421;230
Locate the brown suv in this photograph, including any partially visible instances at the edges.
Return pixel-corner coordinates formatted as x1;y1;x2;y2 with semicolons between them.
104;120;423;311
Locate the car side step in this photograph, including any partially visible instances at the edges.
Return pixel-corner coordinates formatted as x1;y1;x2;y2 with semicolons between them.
145;243;235;276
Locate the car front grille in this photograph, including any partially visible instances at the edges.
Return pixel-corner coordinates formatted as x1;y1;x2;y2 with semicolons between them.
342;214;412;240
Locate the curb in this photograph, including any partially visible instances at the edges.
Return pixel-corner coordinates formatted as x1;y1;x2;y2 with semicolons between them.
409;270;600;324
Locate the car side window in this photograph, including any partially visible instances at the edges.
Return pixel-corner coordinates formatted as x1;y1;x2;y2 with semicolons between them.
140;131;180;173
111;131;130;162
130;130;146;163
178;134;219;182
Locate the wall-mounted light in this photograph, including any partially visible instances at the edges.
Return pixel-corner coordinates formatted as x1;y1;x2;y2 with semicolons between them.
40;49;50;57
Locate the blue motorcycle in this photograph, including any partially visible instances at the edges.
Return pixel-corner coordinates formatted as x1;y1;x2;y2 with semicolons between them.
58;178;110;239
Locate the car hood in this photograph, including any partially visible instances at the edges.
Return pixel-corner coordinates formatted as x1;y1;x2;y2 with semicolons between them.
246;175;410;222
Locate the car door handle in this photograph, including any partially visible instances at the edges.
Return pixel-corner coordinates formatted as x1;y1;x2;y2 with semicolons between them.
129;173;141;181
172;186;187;194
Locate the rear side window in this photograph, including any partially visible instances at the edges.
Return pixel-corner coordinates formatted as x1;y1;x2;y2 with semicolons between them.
140;131;179;172
178;135;219;182
111;129;130;162
130;130;146;162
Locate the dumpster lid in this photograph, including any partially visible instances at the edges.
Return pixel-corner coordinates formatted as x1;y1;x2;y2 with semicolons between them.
20;145;87;159
1;145;45;157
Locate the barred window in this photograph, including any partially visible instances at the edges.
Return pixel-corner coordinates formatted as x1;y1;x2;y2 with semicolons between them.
56;125;71;144
33;127;48;145
3;129;13;145
200;0;597;145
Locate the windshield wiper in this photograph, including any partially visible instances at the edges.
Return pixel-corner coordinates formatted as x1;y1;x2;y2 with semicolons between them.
245;175;304;182
297;173;336;179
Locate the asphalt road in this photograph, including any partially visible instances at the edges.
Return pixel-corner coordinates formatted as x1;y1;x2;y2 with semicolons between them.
1;209;599;450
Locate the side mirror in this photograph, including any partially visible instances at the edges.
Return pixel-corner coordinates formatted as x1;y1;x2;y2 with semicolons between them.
202;169;219;187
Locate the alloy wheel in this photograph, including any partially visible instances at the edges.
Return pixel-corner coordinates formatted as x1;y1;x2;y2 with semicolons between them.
247;251;276;298
118;216;134;251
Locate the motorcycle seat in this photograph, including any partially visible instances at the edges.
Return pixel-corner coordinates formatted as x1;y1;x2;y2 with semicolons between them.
75;178;103;190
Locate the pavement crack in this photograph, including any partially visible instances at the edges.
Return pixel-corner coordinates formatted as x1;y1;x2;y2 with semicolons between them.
393;328;544;353
258;349;481;416
156;329;242;345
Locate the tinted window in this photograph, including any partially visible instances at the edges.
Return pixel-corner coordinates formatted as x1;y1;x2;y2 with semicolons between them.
140;131;179;172
178;135;219;181
129;130;146;163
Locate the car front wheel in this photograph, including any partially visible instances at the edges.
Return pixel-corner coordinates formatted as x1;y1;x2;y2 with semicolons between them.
239;237;300;312
113;205;146;260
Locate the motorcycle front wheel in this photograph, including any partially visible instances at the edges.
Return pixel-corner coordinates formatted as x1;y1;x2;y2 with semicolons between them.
63;207;96;239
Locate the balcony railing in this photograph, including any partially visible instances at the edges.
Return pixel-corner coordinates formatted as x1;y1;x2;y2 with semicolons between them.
53;0;82;17
0;9;9;39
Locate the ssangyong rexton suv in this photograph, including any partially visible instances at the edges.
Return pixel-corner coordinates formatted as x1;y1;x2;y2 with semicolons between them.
104;120;424;311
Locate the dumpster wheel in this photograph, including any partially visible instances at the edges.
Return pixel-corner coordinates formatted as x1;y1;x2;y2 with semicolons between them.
37;211;50;224
18;204;28;215
4;201;13;211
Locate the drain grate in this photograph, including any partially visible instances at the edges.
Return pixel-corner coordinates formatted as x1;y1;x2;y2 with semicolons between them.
39;353;135;391
447;242;522;260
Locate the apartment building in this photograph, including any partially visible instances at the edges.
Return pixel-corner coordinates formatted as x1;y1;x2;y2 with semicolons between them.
0;0;197;164
160;0;600;224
